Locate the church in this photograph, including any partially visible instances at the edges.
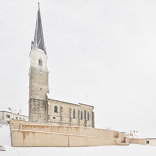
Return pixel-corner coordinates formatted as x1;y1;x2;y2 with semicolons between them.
9;4;139;147
29;4;95;128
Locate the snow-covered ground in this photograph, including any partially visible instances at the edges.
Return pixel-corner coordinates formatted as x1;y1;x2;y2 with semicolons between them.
0;125;156;156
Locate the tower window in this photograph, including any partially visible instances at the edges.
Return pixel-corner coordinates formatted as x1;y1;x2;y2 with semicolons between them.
54;105;58;113
73;109;76;119
38;59;42;66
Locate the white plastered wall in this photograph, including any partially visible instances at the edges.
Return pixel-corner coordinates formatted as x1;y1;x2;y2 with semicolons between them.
30;49;48;71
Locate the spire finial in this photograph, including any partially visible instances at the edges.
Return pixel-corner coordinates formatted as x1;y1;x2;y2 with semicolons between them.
38;2;40;9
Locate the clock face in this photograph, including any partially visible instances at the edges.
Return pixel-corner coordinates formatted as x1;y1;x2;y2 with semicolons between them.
38;68;43;73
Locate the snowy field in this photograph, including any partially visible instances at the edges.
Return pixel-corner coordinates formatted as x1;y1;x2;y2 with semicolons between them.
0;125;156;156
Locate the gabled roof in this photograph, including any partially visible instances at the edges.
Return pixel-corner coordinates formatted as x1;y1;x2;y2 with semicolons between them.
48;98;94;108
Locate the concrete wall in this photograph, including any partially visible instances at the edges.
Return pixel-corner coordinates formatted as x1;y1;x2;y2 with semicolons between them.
146;138;156;146
10;120;129;147
129;138;146;145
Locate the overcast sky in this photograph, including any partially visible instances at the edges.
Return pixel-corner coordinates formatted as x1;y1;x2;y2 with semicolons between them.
1;0;156;137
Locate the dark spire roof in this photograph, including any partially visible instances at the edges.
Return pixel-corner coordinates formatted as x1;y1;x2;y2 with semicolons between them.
31;3;46;54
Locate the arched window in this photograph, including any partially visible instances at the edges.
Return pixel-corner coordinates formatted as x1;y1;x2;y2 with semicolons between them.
54;105;58;113
81;111;83;119
87;112;89;120
73;109;76;119
84;110;86;120
38;59;42;66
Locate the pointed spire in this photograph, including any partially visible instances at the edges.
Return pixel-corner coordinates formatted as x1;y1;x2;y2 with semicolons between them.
31;3;46;54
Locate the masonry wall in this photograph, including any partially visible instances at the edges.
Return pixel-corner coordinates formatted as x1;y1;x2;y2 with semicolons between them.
29;49;49;124
29;62;49;123
48;99;94;128
29;99;48;123
10;120;129;147
29;67;48;100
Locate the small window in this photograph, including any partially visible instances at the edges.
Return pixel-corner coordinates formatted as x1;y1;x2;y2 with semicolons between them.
81;111;83;119
73;109;76;119
16;117;18;120
87;112;89;120
6;115;10;119
54;105;58;113
38;59;42;66
146;140;149;144
53;117;56;119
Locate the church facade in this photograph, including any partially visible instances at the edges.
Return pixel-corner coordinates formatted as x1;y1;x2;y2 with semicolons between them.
29;4;95;128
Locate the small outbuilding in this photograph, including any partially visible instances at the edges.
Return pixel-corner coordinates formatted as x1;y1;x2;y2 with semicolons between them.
0;111;28;124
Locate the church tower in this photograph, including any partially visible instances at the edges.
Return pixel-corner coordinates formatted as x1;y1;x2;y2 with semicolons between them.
29;4;49;123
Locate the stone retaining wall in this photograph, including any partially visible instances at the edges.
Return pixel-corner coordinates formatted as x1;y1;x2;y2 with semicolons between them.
10;120;129;147
129;138;146;145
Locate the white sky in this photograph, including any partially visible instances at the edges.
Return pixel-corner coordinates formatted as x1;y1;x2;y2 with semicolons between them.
0;0;156;137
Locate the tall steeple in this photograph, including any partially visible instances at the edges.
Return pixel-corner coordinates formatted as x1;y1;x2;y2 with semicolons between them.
29;3;49;123
31;3;46;54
